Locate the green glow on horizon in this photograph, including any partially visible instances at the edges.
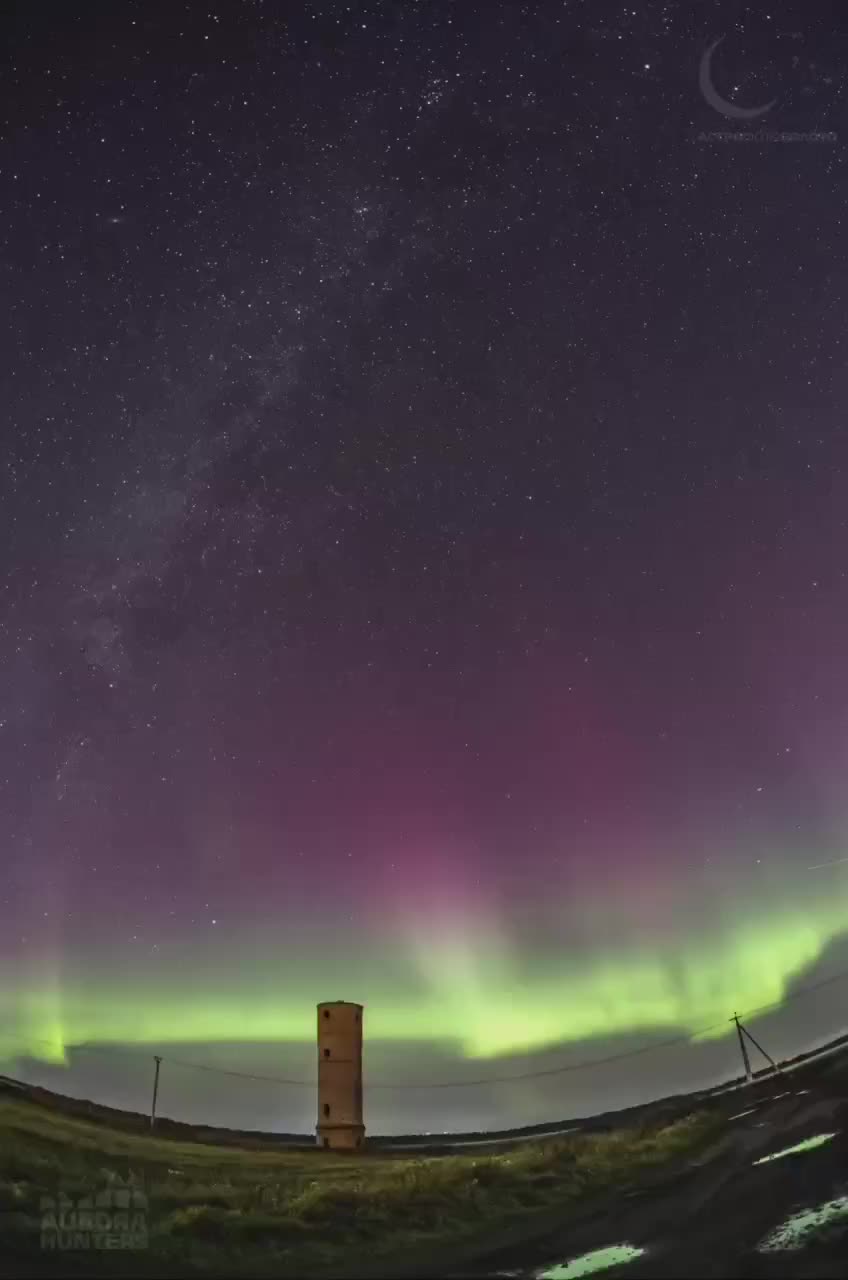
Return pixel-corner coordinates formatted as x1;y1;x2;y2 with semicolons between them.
4;898;847;1066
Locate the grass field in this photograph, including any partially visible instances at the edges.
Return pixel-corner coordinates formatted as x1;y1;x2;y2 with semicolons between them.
0;1091;719;1278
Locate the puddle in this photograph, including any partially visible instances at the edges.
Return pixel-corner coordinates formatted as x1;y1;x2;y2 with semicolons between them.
727;1108;757;1120
537;1244;645;1278
758;1194;848;1251
753;1132;837;1165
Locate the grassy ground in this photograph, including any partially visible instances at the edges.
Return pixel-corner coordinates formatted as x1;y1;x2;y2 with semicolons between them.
0;1093;720;1278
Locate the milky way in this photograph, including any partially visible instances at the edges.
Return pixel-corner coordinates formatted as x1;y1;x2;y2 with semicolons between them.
3;3;848;1132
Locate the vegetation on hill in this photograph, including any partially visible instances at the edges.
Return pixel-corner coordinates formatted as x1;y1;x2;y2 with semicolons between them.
0;1092;718;1278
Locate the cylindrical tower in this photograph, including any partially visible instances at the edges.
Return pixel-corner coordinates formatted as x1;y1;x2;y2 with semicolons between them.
316;1000;364;1150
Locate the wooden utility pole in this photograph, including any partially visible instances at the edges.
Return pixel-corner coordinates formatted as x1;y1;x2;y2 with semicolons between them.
732;1013;780;1083
739;1020;780;1075
733;1012;753;1083
150;1055;162;1129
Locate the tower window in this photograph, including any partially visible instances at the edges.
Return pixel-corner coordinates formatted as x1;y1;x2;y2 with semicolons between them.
323;1009;330;1019
323;1103;330;1117
323;1048;330;1058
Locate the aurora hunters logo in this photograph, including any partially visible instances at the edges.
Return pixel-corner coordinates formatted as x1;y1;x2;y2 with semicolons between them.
40;1175;148;1251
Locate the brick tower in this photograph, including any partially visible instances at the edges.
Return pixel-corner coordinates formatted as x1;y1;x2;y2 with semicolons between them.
316;1000;364;1150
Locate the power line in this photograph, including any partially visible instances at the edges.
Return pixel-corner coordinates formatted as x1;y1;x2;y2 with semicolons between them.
165;1056;315;1087
365;1022;728;1089
366;964;848;1088
4;1039;316;1088
29;1027;723;1090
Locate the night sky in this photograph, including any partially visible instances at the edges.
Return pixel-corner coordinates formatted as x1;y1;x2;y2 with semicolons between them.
3;1;848;1134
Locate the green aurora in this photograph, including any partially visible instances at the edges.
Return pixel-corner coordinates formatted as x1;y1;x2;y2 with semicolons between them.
6;895;848;1067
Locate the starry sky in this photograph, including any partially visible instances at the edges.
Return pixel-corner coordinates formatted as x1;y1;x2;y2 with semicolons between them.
3;1;848;1134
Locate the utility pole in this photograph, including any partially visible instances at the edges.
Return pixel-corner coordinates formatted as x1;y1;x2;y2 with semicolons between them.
740;1021;780;1076
150;1055;162;1129
731;1013;780;1084
733;1012;753;1083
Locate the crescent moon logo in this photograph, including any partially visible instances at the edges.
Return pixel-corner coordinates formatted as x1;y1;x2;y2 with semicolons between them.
699;36;778;120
